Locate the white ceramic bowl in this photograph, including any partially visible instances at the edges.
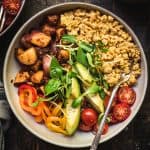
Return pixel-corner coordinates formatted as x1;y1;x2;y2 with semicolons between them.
3;2;148;148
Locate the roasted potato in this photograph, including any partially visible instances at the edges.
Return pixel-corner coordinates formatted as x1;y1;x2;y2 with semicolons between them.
31;70;44;84
57;49;69;63
16;47;37;65
31;60;42;71
47;15;59;25
56;28;66;41
30;31;51;47
14;71;30;85
41;24;56;36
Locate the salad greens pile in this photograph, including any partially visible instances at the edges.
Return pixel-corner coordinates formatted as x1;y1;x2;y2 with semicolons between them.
35;34;110;108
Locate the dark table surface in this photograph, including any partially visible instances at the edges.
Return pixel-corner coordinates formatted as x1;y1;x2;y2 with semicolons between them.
0;0;150;150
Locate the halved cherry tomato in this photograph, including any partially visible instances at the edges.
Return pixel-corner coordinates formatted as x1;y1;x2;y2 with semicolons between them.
108;113;118;124
104;95;117;109
118;86;136;105
81;108;98;127
3;0;21;15
113;103;131;122
93;123;109;135
79;122;93;132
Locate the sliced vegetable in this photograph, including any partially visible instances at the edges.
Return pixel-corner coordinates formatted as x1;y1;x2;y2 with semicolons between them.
87;93;104;113
75;62;94;83
118;86;136;105
66;78;81;135
86;53;94;67
113;103;131;122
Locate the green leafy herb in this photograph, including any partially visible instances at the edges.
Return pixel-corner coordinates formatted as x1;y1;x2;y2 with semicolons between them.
31;100;39;107
99;88;106;100
50;57;63;78
72;82;100;108
44;79;61;96
78;41;95;52
98;113;110;123
62;34;77;43
96;40;108;53
100;48;108;53
103;80;109;90
76;48;88;67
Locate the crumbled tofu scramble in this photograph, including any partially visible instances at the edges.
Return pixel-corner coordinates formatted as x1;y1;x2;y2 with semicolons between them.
60;9;141;86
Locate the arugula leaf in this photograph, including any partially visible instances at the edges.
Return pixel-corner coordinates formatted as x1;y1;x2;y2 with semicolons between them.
62;34;77;43
76;48;88;67
78;42;95;52
44;79;61;96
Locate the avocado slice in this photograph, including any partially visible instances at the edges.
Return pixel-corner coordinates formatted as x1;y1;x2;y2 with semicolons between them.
66;78;81;135
87;93;104;113
75;62;94;83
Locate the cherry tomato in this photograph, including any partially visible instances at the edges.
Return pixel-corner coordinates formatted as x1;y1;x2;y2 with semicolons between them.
113;103;131;122
93;123;109;135
3;0;21;15
104;95;117;109
118;86;136;105
79;122;92;132
81;108;98;127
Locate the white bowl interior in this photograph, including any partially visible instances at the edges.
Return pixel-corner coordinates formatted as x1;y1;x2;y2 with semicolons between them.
3;2;148;148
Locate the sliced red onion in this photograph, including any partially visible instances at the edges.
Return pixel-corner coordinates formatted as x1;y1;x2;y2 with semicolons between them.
42;54;52;75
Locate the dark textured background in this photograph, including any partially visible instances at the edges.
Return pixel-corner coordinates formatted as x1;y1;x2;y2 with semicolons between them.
0;0;150;150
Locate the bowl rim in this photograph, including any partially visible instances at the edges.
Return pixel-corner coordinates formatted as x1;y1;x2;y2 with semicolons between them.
3;2;148;148
0;0;26;37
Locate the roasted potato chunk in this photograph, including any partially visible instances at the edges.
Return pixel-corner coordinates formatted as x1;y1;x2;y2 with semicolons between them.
14;71;30;85
57;49;69;63
31;70;44;84
16;47;37;65
56;28;66;41
31;60;42;71
47;15;59;25
30;31;51;47
42;24;56;36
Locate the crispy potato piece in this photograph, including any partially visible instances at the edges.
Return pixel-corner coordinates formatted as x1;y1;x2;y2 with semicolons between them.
47;15;59;25
42;24;56;36
56;28;66;41
31;70;44;84
14;71;30;85
31;60;42;71
16;47;37;65
30;31;51;47
57;49;69;63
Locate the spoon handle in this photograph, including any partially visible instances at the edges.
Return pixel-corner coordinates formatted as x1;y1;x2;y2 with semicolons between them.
90;84;120;150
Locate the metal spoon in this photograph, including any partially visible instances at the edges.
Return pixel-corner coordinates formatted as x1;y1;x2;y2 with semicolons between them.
90;73;130;150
